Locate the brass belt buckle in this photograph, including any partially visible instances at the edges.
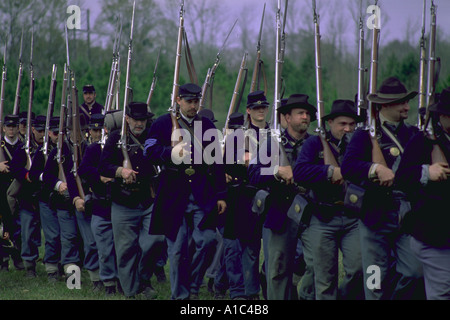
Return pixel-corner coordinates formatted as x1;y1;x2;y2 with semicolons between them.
185;167;195;176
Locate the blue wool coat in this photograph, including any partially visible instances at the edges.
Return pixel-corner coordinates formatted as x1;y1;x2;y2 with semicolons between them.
340;121;419;228
396;130;450;247
144;113;227;241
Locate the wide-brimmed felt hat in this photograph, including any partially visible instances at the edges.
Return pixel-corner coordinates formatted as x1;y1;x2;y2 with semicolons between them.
198;108;217;122
429;87;450;116
126;102;154;120
277;93;317;121
247;90;270;109
179;83;202;100
323;99;365;122
367;77;417;105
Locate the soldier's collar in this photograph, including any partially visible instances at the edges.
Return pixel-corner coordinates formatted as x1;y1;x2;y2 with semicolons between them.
179;110;196;124
4;135;19;146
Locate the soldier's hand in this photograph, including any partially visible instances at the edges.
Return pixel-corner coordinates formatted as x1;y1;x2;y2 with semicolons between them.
244;152;252;168
171;142;190;163
429;162;450;182
375;165;395;187
122;168;138;184
0;161;9;173
2;231;9;240
74;198;85;212
100;176;114;184
277;165;294;185
217;200;227;215
225;173;233;184
331;166;344;185
58;182;68;194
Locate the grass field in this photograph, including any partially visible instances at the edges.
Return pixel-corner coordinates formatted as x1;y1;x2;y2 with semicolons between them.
0;235;345;300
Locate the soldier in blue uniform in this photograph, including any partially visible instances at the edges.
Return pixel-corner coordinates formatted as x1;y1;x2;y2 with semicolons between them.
341;77;425;299
79;113;118;296
28;116;61;281
79;85;104;123
144;83;227;300
248;93;316;300
0;115;24;271
294;99;365;299
396;87;450;300
18;111;35;142
42;117;101;290
9;115;46;277
99;102;164;299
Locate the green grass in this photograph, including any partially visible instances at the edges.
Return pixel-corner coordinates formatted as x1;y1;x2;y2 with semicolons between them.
0;238;345;300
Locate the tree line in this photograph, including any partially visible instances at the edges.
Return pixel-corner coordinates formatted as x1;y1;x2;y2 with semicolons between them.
1;0;449;129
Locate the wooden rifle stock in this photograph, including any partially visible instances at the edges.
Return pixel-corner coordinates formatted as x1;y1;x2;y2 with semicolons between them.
57;64;69;184
417;0;427;130
199;19;237;111
313;1;339;168
25;32;35;171
70;75;85;199
366;7;388;168
13;30;24;116
119;1;136;171
170;0;185;147
225;52;248;132
43;64;57;163
250;3;266;94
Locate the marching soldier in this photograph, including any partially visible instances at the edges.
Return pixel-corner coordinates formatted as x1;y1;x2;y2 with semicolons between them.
79;113;118;296
144;83;227;300
248;93;316;300
42;117;101;291
294;99;365;299
28;116;61;282
396;87;450;300
9;115;46;277
99;102;164;299
341;77;426;299
0;115;24;271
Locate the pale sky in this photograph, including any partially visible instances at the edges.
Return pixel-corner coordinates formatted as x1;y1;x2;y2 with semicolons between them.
83;0;450;50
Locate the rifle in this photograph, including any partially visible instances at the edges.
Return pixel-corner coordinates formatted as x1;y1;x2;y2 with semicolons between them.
224;52;248;133
269;0;290;169
24;31;35;171
313;0;339;168
0;35;8;162
70;73;85;199
13;29;24;115
56;62;69;184
105;17;122;113
417;0;427;130
169;0;185;147
356;0;367;125
250;3;266;94
119;1;135;170
423;1;447;165
366;1;387;167
42;64;57;163
198;19;238;111
146;46;161;112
